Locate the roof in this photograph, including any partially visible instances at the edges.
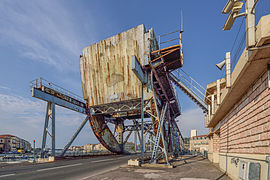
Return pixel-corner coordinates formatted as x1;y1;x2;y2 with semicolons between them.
191;135;208;139
0;134;15;138
84;144;98;145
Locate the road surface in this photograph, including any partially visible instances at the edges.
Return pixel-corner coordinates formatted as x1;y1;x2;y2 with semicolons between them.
0;154;138;180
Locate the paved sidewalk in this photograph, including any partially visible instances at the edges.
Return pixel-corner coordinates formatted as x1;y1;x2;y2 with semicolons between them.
88;155;231;180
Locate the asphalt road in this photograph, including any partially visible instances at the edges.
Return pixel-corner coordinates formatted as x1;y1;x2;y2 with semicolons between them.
0;154;138;180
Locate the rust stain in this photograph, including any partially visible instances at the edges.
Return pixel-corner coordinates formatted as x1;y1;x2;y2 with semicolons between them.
106;73;124;87
88;114;122;153
80;24;152;106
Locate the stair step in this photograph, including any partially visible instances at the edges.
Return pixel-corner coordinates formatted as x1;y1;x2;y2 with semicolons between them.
169;74;208;113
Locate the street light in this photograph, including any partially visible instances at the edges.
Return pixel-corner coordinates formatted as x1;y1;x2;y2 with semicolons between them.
223;1;244;30
222;0;258;48
222;0;237;14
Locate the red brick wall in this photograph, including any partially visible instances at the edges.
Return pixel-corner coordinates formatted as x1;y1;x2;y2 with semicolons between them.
219;71;270;154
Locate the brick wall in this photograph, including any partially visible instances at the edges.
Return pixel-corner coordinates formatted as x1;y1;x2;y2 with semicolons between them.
219;71;270;154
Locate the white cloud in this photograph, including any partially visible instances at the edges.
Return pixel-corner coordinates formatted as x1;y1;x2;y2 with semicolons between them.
0;85;10;90
0;92;208;148
176;108;208;137
0;92;92;148
0;0;91;72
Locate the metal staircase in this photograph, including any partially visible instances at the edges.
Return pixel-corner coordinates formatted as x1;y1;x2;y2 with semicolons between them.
169;70;209;113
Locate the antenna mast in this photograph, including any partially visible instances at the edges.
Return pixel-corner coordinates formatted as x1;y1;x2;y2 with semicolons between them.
180;10;184;33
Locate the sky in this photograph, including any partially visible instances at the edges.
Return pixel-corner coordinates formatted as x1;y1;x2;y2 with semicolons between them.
0;0;251;148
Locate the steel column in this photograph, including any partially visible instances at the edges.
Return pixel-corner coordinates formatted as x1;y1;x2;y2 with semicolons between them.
133;119;138;152
161;107;170;165
41;102;50;158
124;131;132;145
141;83;144;163
51;103;55;157
134;130;137;152
151;103;170;164
40;102;55;158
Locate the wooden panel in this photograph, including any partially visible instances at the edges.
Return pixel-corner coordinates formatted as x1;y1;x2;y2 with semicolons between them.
80;24;153;106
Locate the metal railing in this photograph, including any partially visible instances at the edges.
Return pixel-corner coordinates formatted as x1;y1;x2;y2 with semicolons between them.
228;0;270;73
173;69;211;103
156;30;181;49
30;78;85;103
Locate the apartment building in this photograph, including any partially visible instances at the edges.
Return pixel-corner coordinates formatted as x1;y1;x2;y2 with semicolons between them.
189;135;209;153
0;134;31;153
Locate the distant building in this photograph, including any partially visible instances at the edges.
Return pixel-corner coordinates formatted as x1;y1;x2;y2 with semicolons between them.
190;129;197;137
183;137;190;150
93;143;107;151
70;143;108;152
83;144;97;151
0;134;31;153
69;146;83;151
189;135;209;153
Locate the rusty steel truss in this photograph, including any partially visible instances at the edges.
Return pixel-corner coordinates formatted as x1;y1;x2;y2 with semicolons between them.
31;30;191;165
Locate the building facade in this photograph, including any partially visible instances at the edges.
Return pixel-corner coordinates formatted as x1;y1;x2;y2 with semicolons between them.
205;15;270;180
190;129;197;138
70;143;108;152
0;134;31;153
189;135;209;153
183;137;190;151
79;142;140;153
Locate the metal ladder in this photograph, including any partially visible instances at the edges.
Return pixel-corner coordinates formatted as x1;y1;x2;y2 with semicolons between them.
169;71;209;113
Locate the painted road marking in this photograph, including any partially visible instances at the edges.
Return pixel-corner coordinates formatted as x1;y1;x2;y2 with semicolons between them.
180;178;210;180
36;163;82;172
91;158;115;163
0;173;15;178
80;164;125;180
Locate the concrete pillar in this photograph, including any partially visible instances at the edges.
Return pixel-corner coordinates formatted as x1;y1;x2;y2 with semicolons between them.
211;95;215;115
225;52;231;88
245;0;256;48
208;105;211;119
216;79;221;105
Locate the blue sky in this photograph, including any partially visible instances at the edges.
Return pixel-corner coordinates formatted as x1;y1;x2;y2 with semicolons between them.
0;0;250;148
